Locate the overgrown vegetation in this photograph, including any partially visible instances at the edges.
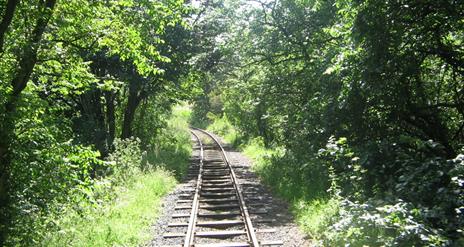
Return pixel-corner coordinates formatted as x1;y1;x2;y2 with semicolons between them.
0;0;202;244
37;107;192;246
1;0;463;246
42;169;176;246
6;105;191;246
193;0;464;245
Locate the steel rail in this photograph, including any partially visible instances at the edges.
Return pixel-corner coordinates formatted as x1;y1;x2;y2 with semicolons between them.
184;130;204;247
192;128;260;247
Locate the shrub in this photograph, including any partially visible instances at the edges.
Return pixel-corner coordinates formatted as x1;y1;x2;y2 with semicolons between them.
7;143;102;246
318;136;367;199
325;199;450;246
107;137;144;181
317;136;464;245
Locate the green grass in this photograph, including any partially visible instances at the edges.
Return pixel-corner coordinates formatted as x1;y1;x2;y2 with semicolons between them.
43;169;176;246
293;198;340;240
242;137;274;160
145;104;192;179
205;114;242;145
249;147;338;242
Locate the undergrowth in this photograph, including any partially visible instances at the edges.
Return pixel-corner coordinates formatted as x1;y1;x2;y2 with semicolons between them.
8;105;192;246
42;169;176;246
206;113;242;146
145;104;192;179
204;115;464;246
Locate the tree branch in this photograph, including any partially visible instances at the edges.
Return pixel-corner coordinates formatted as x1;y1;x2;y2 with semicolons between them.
0;0;19;53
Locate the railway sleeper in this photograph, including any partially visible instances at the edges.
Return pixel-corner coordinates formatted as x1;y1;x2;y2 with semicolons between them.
202;179;231;183
201;192;236;197
176;199;192;203
168;220;243;228
171;213;190;218
203;164;224;168
174;205;192;210
198;211;241;218
194;242;250;247
200;203;239;210
203;164;227;167
203;158;224;162
200;198;237;203
202;183;233;188
202;169;228;173
201;187;234;192
195;230;246;238
178;194;194;198
202;175;230;180
163;229;277;238
202;181;232;185
202;172;230;177
203;168;229;172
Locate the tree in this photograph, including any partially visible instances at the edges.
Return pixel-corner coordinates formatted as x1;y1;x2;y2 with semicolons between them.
192;0;464;243
0;0;186;243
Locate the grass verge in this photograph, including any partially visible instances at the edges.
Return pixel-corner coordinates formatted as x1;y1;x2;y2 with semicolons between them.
206;114;242;146
145;104;192;179
43;169;176;246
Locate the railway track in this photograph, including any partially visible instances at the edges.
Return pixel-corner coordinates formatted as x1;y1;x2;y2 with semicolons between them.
162;128;283;247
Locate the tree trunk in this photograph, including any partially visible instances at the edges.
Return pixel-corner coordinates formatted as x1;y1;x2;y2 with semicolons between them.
122;80;144;139
77;88;108;157
256;99;270;147
136;98;149;145
105;91;116;148
121;94;143;139
0;115;13;245
92;89;108;157
0;0;19;53
10;0;56;98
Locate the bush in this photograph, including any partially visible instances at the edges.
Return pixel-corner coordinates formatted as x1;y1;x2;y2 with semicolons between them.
7;143;102;246
144;104;192;179
6;104;194;245
318;136;367;199
107;137;144;180
317;136;464;245
325;199;450;247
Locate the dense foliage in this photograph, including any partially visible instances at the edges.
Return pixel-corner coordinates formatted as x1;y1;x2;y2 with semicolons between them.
1;0;463;245
193;0;464;245
0;0;201;245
